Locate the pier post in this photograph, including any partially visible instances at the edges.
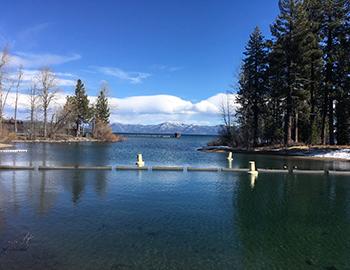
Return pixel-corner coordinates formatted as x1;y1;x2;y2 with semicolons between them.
227;152;233;162
248;161;258;176
136;153;145;167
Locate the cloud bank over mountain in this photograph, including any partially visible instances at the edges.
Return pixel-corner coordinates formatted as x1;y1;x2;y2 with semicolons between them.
4;92;237;125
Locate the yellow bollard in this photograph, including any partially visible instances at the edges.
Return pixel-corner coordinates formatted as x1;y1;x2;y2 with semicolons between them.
248;161;258;176
227;152;233;162
136;153;145;167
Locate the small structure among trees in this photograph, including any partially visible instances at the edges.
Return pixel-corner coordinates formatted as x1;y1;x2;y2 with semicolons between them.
0;45;119;142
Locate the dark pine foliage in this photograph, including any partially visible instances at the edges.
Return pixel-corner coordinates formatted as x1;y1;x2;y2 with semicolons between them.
224;0;350;147
72;79;91;136
236;27;269;147
95;86;111;124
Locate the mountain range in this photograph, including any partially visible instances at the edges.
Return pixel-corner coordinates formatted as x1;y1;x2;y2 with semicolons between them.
111;122;220;135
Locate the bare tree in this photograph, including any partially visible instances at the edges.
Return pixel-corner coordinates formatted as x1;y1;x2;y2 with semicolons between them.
49;102;75;137
14;65;23;133
37;68;57;138
218;92;240;147
0;46;13;135
28;83;38;139
220;92;235;135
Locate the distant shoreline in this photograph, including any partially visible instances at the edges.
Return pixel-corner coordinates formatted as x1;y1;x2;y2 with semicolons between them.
198;145;350;162
117;132;217;137
8;136;124;145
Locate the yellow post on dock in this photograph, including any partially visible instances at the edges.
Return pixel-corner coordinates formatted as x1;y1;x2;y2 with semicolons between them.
248;161;258;176
136;154;145;167
227;152;233;162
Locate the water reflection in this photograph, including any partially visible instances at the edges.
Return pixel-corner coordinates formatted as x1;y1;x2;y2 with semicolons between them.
249;174;257;188
235;174;350;269
0;159;349;268
71;171;85;204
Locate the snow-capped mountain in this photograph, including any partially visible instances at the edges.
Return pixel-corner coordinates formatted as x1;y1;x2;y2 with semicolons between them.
111;122;220;135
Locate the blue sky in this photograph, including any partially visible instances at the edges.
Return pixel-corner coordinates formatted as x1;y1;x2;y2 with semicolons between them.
1;0;279;124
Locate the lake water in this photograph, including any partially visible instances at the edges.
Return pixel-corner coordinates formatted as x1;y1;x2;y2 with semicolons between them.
0;135;349;269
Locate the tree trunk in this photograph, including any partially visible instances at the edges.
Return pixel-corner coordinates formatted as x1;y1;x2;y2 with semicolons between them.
43;108;47;138
30;111;35;139
253;108;258;147
14;90;18;133
76;120;81;137
309;64;316;144
295;112;298;144
328;97;335;145
321;91;328;144
284;92;293;146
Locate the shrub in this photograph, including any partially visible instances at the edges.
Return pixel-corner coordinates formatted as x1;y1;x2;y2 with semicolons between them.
93;120;121;142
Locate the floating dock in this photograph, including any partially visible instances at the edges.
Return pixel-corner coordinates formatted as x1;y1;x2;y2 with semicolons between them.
38;165;113;170
0;149;28;153
0;165;349;175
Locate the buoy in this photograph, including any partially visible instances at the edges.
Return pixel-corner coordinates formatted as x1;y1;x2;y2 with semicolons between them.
248;161;258;176
136;153;145;167
227;152;233;162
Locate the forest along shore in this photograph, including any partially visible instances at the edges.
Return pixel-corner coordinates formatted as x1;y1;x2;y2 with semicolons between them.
199;145;350;161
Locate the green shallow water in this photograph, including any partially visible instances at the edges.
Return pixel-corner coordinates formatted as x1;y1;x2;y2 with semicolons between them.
0;136;349;269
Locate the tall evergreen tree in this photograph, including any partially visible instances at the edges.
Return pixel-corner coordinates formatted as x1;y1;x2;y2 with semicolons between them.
95;86;110;124
225;0;350;147
301;0;324;144
319;0;348;144
265;40;285;144
334;1;350;144
270;0;308;145
72;79;91;136
237;27;269;147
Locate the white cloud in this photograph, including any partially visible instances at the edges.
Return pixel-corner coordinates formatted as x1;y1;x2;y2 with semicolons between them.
17;23;50;47
92;66;151;84
108;95;193;114
3;92;237;125
8;69;76;87
151;64;183;72
6;52;81;69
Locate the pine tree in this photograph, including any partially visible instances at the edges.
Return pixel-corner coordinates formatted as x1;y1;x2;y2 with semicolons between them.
301;0;324;144
270;0;308;145
72;79;91;136
229;0;350;147
95;86;110;124
319;0;348;144
334;1;350;144
237;27;269;147
265;40;285;144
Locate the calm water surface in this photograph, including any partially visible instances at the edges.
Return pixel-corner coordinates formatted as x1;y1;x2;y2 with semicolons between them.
0;136;349;269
